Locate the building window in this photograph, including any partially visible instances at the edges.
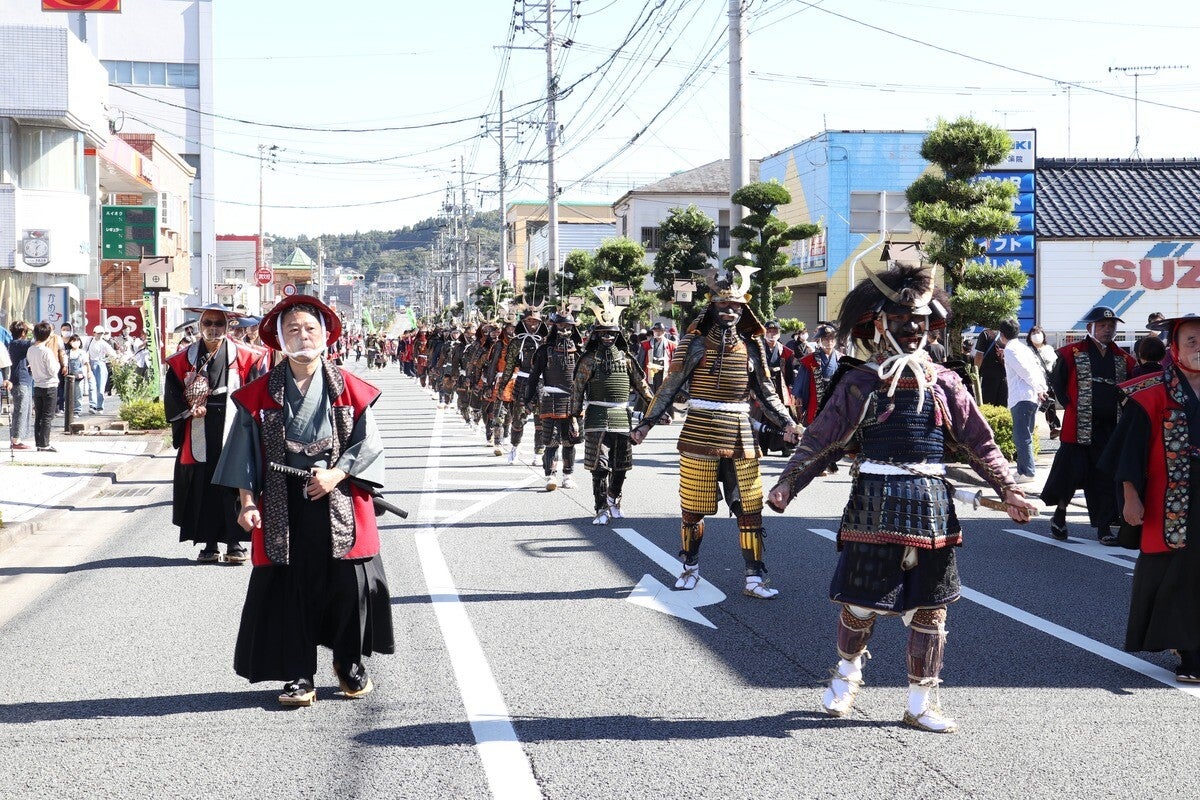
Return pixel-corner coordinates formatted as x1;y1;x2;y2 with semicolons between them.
224;268;246;282
849;191;912;234
0;119;15;185
16;126;84;192
717;225;730;249
640;226;663;250
103;61;199;89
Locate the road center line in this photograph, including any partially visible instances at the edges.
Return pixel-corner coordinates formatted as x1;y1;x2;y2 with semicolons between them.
413;408;542;800
807;528;1200;698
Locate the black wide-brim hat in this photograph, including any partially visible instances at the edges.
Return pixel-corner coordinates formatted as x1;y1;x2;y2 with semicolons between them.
1149;313;1200;339
184;302;244;318
259;294;342;351
1081;305;1123;324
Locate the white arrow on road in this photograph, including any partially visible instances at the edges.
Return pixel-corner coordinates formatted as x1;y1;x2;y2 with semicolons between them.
612;527;726;629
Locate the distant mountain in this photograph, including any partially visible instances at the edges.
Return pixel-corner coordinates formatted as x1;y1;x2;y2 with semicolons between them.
269;210;502;285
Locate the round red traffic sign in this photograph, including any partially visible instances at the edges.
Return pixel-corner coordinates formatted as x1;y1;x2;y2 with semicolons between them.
254;267;273;286
282;283;297;297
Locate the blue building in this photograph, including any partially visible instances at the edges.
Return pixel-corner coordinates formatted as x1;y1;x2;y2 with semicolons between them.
761;129;1036;331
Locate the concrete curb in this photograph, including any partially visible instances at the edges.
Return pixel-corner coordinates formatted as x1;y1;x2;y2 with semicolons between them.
0;433;171;556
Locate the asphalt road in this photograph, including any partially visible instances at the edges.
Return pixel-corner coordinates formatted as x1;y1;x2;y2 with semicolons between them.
1;362;1197;799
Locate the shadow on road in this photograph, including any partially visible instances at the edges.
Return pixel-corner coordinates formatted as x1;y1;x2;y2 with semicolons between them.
354;709;885;748
390;585;632;605
0;690;292;722
0;555;196;576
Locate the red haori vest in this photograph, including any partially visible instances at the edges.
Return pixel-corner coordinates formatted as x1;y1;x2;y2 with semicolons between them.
232;363;382;567
166;341;266;466
798;352;840;425
1124;371;1191;554
1056;339;1134;445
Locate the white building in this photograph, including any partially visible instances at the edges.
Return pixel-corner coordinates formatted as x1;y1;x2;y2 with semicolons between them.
0;0;217;304
611;159;761;270
0;24;110;328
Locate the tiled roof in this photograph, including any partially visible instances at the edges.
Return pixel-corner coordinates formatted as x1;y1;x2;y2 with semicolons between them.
633;159;762;194
1036;158;1200;238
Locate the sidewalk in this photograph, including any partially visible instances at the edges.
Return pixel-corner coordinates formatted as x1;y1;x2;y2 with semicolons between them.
0;393;168;553
946;417;1062;498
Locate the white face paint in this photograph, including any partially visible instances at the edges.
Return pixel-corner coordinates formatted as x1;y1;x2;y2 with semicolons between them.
280;310;326;362
1176;321;1200;372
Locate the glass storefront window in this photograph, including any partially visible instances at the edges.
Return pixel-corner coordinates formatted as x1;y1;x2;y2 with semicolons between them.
17;126;84;193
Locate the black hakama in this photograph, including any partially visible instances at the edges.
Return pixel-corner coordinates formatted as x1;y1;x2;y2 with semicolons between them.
234;483;394;683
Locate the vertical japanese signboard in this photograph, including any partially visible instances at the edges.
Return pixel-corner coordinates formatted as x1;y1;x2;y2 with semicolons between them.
973;130;1037;328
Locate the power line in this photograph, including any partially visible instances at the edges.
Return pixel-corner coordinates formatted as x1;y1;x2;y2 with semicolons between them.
789;0;1200;118
111;84;548;133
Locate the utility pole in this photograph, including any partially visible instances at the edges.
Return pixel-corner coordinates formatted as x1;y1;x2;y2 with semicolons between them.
728;0;747;230
545;2;560;301
460;157;469;304
516;1;571;301
1109;64;1188;156
257;143;279;309
499;90;508;290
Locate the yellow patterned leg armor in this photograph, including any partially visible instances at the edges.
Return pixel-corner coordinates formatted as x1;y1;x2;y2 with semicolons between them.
679;455;720;516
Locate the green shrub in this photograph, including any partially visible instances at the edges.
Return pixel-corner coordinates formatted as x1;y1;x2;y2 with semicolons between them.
979;404;1014;460
978;403;1041;461
110;361;156;403
120;399;167;430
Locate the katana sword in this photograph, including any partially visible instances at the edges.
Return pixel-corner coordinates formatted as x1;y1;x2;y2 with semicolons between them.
267;461;409;519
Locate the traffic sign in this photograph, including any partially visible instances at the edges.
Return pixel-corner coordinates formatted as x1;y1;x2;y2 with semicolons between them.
282;283;297;297
254;267;273;286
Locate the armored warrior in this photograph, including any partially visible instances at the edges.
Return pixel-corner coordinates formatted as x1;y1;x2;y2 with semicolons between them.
527;308;583;491
478;321;511;454
414;328;432;389
631;267;799;599
766;263;1037;733
499;305;549;464
1040;305;1136;544
456;323;479;426
570;289;656;525
438;326;465;411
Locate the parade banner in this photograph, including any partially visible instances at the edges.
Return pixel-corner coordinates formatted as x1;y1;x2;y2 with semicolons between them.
43;1;122;11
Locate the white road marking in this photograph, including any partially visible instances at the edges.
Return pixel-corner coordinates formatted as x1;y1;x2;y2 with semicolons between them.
807;528;1200;698
612;527;726;629
414;408;542;800
1001;527;1138;569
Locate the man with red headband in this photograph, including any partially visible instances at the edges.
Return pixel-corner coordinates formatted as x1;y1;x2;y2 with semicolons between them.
214;295;393;707
165;304;268;564
1040;305;1136;544
1102;313;1200;683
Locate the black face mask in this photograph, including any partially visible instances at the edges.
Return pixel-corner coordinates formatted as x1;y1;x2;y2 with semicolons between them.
715;305;741;329
884;313;927;352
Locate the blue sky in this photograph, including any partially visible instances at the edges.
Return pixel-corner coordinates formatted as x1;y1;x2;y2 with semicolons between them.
207;0;1200;236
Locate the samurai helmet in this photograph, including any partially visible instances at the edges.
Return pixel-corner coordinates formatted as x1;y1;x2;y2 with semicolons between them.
692;264;759;305
588;284;626;332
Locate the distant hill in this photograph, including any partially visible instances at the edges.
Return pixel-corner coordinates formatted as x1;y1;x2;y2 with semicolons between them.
270;210;502;285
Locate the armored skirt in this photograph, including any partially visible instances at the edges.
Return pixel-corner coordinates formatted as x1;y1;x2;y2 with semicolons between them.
234;481;394;683
831;473;962;613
